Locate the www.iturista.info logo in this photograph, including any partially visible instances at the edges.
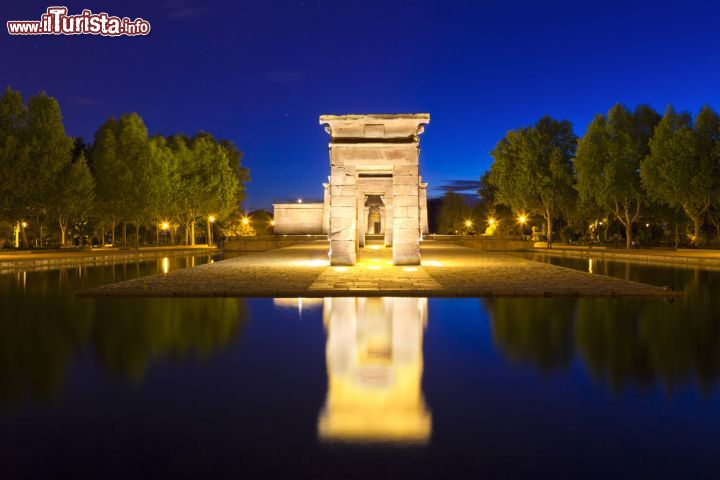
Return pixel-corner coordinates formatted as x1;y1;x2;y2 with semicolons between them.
6;6;151;36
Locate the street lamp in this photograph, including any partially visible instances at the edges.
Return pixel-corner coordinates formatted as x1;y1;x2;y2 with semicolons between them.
518;215;527;225
242;217;250;225
297;198;303;204
208;215;216;245
488;217;496;225
21;221;27;228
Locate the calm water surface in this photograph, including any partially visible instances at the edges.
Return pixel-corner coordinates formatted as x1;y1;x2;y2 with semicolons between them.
1;252;719;479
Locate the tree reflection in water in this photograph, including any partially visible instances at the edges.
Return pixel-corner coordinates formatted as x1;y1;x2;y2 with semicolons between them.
318;297;431;444
485;274;720;395
0;258;246;409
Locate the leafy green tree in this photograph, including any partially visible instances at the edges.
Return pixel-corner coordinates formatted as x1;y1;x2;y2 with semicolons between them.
437;192;471;234
489;116;577;247
641;106;719;244
89;114;154;247
51;154;95;246
575;104;660;248
0;87;26;244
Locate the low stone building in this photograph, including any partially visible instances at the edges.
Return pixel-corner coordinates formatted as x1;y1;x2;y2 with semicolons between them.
273;113;430;265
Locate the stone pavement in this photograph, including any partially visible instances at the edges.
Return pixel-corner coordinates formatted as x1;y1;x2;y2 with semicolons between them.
79;241;679;298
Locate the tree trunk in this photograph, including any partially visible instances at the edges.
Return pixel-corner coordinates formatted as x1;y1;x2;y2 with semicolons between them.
624;222;632;249
693;216;701;245
190;222;196;246
207;221;212;246
122;222;127;248
111;220;116;246
171;226;176;245
59;218;66;246
39;225;44;248
545;212;553;249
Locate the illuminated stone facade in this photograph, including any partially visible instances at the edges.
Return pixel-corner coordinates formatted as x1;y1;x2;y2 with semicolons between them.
320;114;430;265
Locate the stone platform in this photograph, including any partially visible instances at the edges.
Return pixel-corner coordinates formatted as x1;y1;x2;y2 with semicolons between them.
79;241;679;298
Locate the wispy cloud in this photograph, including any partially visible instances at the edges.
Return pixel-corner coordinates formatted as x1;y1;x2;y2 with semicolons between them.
434;179;481;193
163;1;210;20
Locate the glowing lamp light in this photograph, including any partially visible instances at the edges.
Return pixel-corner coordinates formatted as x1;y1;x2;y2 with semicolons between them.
242;217;250;225
464;219;473;228
21;221;28;228
297;198;303;204
488;218;496;225
209;215;216;223
270;220;275;226
161;222;170;230
518;215;527;225
645;223;650;228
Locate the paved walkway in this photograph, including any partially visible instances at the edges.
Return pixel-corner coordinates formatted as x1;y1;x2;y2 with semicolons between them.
80;241;677;298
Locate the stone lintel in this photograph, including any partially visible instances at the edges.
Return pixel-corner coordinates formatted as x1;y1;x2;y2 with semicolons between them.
320;114;430;140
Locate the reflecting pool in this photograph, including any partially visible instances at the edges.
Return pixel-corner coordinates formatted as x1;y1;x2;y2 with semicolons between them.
1;254;720;478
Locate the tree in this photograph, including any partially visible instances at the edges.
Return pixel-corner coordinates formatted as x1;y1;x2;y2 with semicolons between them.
489;116;577;247
51;154;95;246
89;114;153;247
641;106;719;245
170;134;240;245
0;87;26;245
575;104;660;248
437;192;471;234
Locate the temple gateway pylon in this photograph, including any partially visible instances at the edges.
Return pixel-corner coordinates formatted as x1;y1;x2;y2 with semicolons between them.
320;114;430;266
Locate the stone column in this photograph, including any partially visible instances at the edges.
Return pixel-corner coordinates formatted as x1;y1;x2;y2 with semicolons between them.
392;164;421;265
419;180;429;236
322;182;330;234
329;164;358;265
383;193;393;247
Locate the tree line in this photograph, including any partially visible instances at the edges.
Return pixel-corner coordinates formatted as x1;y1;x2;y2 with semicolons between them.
435;103;720;248
0;87;249;248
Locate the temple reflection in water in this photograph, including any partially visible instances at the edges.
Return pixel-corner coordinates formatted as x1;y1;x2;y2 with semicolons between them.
317;297;431;444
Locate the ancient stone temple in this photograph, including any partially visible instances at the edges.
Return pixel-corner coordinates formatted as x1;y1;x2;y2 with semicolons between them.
273;113;430;265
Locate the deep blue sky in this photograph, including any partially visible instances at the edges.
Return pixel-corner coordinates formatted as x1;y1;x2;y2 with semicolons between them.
3;1;720;210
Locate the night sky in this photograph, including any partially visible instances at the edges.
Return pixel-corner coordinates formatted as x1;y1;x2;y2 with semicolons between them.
3;1;719;210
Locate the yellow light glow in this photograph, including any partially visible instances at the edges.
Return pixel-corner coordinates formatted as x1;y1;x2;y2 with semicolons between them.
297;259;329;267
488;218;496;225
242;217;250;225
333;266;349;272
270;220;275;226
161;222;170;230
297;198;303;203
518;215;527;224
367;265;382;270
464;219;473;228
645;223;650;227
369;245;382;250
403;267;418;272
21;222;27;228
161;257;169;274
422;260;442;267
209;215;215;223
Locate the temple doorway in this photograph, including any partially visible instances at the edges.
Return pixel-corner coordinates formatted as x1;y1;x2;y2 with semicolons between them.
364;195;385;241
